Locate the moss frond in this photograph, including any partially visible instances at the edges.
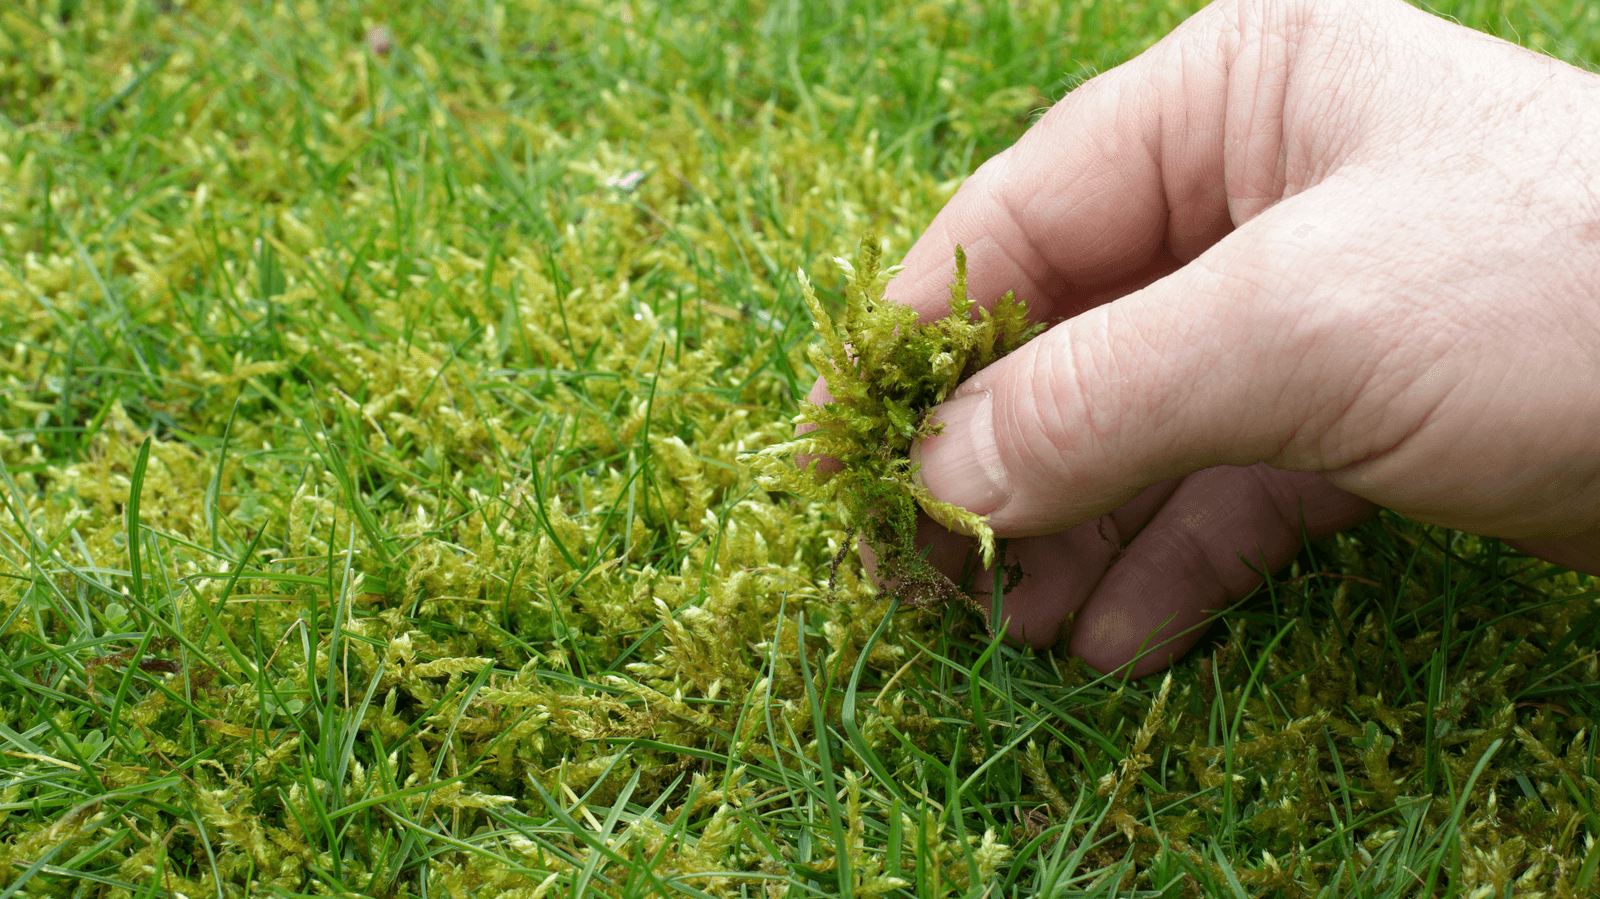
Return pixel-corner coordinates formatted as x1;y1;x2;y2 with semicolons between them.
751;235;1043;607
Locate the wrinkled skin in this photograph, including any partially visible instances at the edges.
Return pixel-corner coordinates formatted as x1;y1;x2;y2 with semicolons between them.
811;0;1600;676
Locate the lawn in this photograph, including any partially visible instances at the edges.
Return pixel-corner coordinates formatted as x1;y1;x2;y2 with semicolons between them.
2;0;1599;896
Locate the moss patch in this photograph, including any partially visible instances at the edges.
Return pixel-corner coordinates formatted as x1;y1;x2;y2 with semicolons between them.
0;0;1598;897
750;236;1041;608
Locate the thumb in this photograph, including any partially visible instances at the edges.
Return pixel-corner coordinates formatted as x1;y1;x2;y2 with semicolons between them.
911;214;1362;536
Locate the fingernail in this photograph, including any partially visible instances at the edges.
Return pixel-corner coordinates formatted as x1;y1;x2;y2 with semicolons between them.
912;390;1010;516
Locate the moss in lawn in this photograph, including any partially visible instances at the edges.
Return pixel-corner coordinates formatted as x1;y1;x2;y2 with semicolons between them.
1;1;1600;897
749;235;1041;609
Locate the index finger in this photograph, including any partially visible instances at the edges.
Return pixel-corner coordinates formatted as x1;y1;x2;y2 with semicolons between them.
881;10;1237;327
804;3;1238;412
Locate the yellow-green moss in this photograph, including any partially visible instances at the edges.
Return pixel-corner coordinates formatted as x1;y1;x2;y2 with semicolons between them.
2;0;1599;897
750;236;1040;607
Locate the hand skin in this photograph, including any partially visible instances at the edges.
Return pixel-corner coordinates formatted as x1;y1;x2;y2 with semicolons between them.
808;0;1600;676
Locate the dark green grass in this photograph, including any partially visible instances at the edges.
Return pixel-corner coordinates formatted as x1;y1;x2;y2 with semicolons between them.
1;0;1598;896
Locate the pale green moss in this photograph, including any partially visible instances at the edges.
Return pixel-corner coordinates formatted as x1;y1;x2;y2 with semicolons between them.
750;235;1041;607
1;1;1598;897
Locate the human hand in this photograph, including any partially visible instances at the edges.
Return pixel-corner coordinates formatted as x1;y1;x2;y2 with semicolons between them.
817;0;1600;675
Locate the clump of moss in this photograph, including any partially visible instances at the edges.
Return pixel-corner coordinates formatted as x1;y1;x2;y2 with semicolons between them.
752;234;1043;607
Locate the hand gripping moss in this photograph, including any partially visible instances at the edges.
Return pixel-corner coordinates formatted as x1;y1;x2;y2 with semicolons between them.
748;234;1042;608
